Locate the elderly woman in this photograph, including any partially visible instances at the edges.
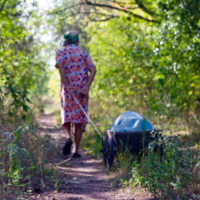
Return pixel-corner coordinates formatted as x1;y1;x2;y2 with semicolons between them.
56;30;96;158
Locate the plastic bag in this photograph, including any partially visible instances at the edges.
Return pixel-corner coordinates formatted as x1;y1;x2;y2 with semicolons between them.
110;111;153;133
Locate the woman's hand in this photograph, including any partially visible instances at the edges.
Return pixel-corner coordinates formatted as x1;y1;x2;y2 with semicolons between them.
66;85;75;94
80;86;89;96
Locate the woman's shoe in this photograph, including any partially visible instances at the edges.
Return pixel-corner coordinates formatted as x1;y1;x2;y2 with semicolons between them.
71;152;81;158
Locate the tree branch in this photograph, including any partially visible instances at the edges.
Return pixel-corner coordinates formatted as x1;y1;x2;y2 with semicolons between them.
111;0;136;5
48;2;85;15
135;0;156;17
110;0;139;10
84;0;158;23
61;11;119;21
49;0;158;23
0;0;7;12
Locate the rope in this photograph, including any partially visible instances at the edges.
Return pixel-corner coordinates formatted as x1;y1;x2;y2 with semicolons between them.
90;98;115;121
72;94;103;138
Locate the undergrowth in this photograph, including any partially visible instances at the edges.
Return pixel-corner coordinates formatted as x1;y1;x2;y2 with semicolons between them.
0;98;60;199
116;135;200;200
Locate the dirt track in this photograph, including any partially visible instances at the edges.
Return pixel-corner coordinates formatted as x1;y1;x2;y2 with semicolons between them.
34;113;154;200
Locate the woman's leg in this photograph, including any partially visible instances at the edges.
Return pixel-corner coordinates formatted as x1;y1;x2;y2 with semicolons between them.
62;122;71;139
74;123;83;153
72;123;75;137
62;122;73;155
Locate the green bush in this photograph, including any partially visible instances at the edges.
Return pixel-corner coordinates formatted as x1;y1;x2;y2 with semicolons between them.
125;135;200;199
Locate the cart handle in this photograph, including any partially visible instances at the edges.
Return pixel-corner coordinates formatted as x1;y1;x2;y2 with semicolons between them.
72;94;103;138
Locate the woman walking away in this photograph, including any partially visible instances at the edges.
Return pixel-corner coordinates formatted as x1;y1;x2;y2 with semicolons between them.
55;30;96;158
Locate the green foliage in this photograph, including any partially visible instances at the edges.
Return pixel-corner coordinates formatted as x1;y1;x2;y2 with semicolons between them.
1;0;199;198
0;2;51;199
87;0;200;130
0;0;48;120
82;125;105;158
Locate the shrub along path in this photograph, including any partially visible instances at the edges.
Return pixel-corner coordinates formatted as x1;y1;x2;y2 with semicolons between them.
35;113;154;200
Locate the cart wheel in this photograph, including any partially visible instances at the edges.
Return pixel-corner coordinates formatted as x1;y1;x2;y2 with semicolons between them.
102;136;107;165
105;138;114;169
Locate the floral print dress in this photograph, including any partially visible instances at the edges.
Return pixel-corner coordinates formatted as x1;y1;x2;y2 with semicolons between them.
56;44;95;131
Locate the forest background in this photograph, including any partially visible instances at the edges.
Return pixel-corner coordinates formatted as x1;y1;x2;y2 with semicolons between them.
0;0;200;199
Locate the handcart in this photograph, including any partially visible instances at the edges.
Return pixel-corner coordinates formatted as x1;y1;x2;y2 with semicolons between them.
102;129;163;169
72;94;163;169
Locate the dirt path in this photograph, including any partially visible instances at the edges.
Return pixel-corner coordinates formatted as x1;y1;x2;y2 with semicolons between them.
36;113;154;200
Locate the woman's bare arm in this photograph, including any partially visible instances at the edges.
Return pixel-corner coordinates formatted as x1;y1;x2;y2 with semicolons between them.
80;66;96;95
86;66;96;88
56;63;74;93
56;63;68;86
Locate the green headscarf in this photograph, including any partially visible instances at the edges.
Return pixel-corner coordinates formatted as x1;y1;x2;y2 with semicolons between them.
64;30;79;45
